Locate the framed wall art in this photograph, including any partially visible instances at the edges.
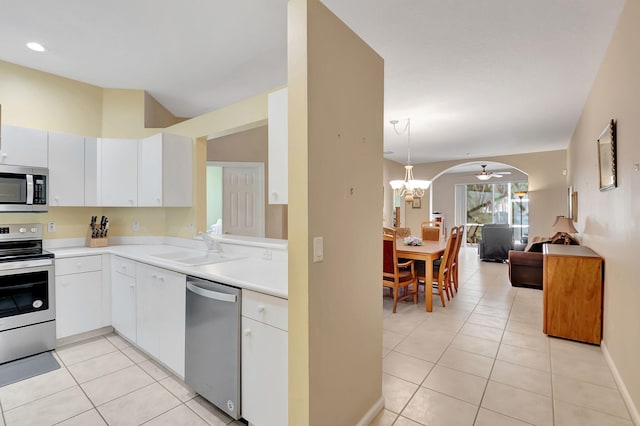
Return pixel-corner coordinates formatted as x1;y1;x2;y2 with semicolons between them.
597;119;617;191
412;197;421;209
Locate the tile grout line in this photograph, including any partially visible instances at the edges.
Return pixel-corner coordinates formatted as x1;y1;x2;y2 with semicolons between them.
392;277;487;424
468;284;514;426
52;334;114;425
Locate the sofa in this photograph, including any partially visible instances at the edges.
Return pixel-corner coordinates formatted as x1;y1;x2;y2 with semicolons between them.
478;224;514;262
508;234;579;289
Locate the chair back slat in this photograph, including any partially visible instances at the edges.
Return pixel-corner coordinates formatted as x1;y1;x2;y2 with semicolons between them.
438;227;459;281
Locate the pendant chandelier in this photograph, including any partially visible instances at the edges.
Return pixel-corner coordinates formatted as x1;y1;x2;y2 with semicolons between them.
389;118;431;203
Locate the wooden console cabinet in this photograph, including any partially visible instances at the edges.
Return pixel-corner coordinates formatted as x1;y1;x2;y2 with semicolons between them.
542;245;604;344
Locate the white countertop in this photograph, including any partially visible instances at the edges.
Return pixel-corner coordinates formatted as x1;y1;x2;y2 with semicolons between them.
49;243;288;299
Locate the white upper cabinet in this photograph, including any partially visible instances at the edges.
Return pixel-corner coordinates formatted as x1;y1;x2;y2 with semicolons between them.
138;134;163;206
0;125;48;167
138;133;192;207
100;138;138;207
48;131;85;206
268;88;288;205
84;137;100;206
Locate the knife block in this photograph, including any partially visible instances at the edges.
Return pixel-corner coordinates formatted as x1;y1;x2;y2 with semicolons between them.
86;225;109;248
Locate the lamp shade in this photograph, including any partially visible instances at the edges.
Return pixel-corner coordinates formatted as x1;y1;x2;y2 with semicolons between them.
552;217;578;234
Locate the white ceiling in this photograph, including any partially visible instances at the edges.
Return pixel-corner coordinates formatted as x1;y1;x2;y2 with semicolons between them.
0;0;625;164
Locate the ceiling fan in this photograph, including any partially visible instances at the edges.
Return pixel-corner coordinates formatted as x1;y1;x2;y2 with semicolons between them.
476;164;512;180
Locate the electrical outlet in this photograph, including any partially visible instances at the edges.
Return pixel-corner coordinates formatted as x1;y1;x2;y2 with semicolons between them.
133;220;140;231
47;222;56;232
262;250;273;260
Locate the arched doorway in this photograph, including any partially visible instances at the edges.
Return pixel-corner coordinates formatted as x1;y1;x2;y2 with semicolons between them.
430;161;529;246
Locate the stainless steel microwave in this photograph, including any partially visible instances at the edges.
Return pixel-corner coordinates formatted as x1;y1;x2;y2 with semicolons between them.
0;165;48;212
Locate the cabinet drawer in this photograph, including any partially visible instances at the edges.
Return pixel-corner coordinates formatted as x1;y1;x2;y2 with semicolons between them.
112;256;136;278
242;290;287;331
56;256;102;276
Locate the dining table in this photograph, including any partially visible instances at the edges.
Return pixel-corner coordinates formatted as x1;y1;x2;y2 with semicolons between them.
396;238;447;312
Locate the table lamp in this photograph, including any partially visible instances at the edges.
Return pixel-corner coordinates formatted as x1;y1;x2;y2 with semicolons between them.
552;216;578;245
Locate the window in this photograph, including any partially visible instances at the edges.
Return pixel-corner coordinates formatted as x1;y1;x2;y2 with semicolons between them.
461;181;528;244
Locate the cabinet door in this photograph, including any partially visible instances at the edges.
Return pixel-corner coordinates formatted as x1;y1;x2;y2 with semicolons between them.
137;134;163;206
138;133;192;207
0;125;48;167
136;263;186;376
111;271;137;342
55;271;102;338
162;133;192;207
268;88;288;205
242;317;288;426
48;132;85;206
84;137;100;206
100;138;138;206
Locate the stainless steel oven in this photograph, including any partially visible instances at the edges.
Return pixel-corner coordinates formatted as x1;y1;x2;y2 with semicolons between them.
0;224;55;364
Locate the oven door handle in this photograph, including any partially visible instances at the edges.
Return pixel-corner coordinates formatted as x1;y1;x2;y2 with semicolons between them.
0;258;53;271
0;282;46;291
26;174;34;205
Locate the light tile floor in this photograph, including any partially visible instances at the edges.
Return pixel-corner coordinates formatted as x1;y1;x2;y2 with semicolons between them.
0;247;634;426
374;246;634;426
0;334;244;426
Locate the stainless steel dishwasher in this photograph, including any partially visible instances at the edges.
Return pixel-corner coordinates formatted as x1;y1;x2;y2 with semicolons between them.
185;276;241;419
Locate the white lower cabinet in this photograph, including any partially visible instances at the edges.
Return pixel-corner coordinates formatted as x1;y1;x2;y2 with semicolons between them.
55;255;103;339
111;257;137;342
241;290;288;426
136;263;186;377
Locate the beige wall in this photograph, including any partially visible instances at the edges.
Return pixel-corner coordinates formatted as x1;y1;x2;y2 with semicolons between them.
144;91;186;128
385;150;568;240
568;0;640;419
206;126;287;239
0;60;103;135
288;0;384;424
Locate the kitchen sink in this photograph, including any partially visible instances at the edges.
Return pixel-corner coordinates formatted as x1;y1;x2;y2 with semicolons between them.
151;250;243;266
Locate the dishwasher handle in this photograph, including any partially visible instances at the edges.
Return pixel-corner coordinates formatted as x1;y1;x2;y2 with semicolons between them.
187;282;237;303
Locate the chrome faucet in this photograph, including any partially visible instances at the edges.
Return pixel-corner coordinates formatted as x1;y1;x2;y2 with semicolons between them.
199;231;222;252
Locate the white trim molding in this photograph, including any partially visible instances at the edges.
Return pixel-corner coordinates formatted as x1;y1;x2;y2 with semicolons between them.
356;396;385;426
602;341;640;425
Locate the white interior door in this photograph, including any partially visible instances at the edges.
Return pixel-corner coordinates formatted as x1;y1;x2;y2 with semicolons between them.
222;164;264;237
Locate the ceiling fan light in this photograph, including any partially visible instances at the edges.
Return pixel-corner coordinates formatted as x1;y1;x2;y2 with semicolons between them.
476;174;491;181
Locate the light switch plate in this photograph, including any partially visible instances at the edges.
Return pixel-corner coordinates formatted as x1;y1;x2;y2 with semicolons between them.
313;236;323;262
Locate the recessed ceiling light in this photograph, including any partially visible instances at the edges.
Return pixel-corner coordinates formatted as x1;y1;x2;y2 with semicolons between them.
26;42;45;52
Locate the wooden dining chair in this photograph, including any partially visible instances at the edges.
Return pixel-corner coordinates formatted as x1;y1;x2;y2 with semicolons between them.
396;227;412;238
421;221;441;241
383;226;396;237
449;225;465;293
413;227;459;307
383;233;418;313
427;227;459;306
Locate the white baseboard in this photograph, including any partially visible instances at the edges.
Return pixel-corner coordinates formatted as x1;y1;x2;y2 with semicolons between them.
601;341;640;425
356;395;385;426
